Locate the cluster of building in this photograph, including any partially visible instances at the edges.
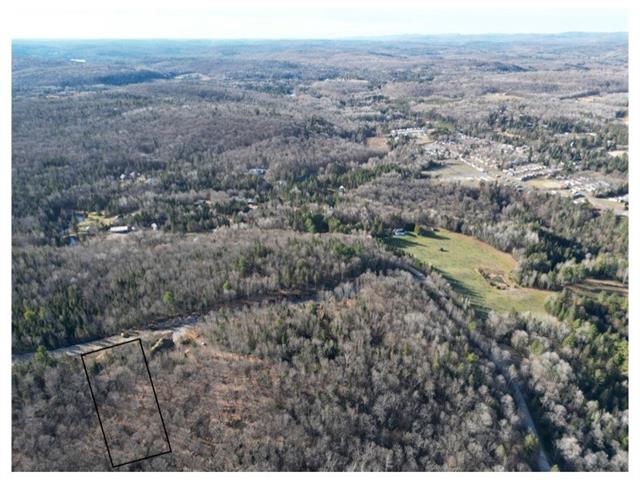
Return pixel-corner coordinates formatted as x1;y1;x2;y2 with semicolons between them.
502;163;559;181
108;223;159;234
498;144;531;166
390;127;425;138
457;134;532;167
422;142;454;161
563;176;611;198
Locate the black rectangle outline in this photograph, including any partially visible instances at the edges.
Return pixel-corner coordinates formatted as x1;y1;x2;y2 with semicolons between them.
81;338;172;468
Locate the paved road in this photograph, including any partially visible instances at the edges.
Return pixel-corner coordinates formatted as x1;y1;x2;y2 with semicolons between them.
12;268;551;470
404;265;551;472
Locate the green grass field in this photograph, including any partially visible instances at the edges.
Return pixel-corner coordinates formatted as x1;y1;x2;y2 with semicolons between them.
389;229;553;317
76;211;116;232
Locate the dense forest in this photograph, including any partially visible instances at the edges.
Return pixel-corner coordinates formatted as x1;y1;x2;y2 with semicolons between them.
12;229;403;352
478;291;628;471
12;271;627;471
12;35;628;472
12;272;542;471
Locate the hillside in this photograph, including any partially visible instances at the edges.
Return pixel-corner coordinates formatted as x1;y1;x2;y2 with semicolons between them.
11;35;628;472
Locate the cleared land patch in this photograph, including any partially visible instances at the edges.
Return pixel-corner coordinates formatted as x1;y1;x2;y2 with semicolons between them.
365;136;390;152
389;230;552;317
586;197;628;216
523;178;566;191
430;158;488;183
76;211;117;234
82;340;171;467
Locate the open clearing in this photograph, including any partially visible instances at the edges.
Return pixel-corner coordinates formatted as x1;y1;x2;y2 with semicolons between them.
586;196;628;216
389;230;553;317
365;136;390;152
77;210;116;232
430;158;490;183
524;178;566;191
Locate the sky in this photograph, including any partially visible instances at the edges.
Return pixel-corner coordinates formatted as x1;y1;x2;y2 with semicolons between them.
6;3;629;39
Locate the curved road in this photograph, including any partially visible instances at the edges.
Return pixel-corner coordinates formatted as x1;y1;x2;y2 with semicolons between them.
12;315;201;363
12;289;317;364
12;267;551;470
404;265;551;471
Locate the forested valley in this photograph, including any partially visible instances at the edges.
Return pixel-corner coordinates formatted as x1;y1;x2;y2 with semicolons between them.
12;35;628;471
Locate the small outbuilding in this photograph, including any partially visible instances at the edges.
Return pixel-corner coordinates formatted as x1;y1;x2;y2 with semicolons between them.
109;225;130;234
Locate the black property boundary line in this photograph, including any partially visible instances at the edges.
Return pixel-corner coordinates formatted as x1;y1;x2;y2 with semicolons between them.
80;338;172;468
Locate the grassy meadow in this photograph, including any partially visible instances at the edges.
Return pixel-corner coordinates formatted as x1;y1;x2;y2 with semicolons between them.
389;229;553;317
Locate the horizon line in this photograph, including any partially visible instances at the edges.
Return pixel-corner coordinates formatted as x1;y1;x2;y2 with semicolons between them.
12;31;629;42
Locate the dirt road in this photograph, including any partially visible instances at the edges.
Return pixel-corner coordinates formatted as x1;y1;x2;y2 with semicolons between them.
12;315;201;364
